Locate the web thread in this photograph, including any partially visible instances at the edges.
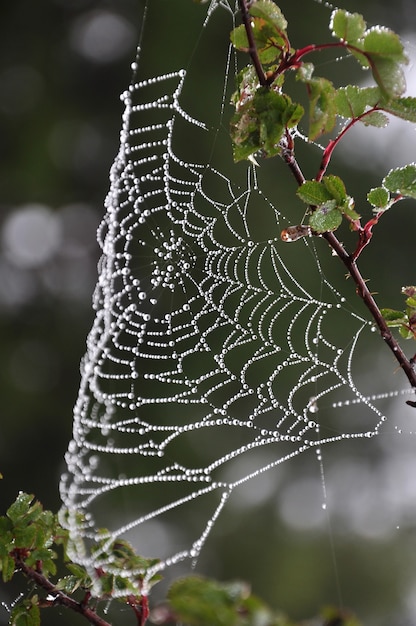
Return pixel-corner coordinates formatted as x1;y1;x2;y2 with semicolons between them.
60;0;414;595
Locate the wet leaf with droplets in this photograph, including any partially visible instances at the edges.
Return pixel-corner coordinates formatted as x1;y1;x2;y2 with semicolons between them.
330;9;366;43
309;202;342;233
367;186;390;210
383;164;416;198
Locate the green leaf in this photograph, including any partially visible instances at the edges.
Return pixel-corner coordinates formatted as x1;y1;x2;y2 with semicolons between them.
168;576;238;626
406;297;416;309
56;575;84;594
381;288;416;340
250;4;289;64
297;180;333;205
231;111;263;162
383;164;416;198
380;308;407;324
100;572;116;596
14;525;37;549
371;58;406;99
26;546;56;570
230;24;250;52
231;2;289;65
7;493;35;524
249;0;287;32
367;186;390;209
362;110;389;127
322;175;347;204
363;29;408;98
308;77;337;140
402;286;416;310
364;28;407;63
309;203;342;233
382;97;416;123
66;562;92;582
400;325;414;339
0;516;12;543
334;86;380;118
231;88;303;162
297;65;337;140
330;9;366;43
254;24;287;65
342;199;360;221
10;601;40;626
297;62;314;82
231;21;285;65
1;555;15;582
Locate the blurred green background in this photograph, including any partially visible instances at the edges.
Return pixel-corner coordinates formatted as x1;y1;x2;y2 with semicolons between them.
2;1;416;625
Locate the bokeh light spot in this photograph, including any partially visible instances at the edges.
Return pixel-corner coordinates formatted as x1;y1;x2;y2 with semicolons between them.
2;204;61;269
70;11;136;64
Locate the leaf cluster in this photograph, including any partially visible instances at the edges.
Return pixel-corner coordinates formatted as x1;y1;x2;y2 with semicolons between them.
0;493;160;626
0;492;60;585
0;494;364;626
381;286;416;340
296;174;357;233
230;3;416;158
330;10;408;98
368;164;416;211
229;1;416;255
296;164;416;235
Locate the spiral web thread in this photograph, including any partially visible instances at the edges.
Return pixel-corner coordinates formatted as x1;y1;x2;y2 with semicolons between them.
60;0;412;594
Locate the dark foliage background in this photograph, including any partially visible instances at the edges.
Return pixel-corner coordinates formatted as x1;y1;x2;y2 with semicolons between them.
1;1;416;625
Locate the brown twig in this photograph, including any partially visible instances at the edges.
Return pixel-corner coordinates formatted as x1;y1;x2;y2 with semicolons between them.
323;231;416;391
14;557;112;626
237;0;268;86
283;147;416;393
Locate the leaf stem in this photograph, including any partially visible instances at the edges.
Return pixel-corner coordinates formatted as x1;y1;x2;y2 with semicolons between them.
315;108;381;182
291;41;351;65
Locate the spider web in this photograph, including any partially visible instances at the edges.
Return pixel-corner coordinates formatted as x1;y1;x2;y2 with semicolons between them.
60;0;415;598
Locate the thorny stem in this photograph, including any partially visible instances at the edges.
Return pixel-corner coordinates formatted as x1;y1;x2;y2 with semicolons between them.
283;148;416;396
324;232;416;392
14;557;112;626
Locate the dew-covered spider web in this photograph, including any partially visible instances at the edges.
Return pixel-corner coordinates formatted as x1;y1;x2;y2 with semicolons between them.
60;0;416;609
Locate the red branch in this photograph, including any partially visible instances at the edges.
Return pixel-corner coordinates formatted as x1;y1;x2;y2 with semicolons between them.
315;108;381;182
